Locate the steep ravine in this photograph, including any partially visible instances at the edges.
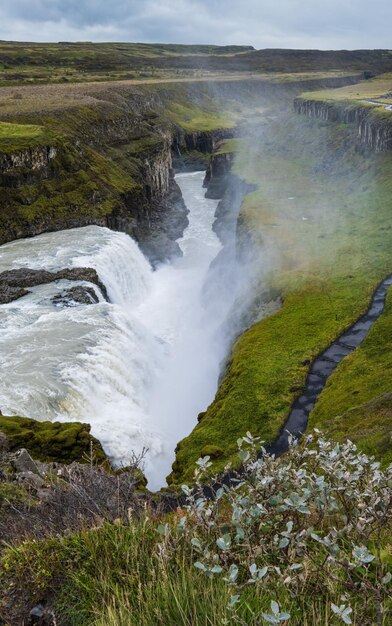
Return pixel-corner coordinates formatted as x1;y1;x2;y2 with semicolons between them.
0;74;362;266
0;122;231;265
0;169;246;490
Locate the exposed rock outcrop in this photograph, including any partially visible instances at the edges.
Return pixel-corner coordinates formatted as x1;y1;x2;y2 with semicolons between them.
52;285;100;307
0;266;109;304
0;146;58;186
0;75;363;266
203;149;235;199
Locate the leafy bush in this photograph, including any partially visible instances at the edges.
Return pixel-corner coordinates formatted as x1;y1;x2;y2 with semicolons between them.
172;431;392;625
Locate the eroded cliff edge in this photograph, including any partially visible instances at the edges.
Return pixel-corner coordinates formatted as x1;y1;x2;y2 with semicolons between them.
294;96;392;152
0;102;232;265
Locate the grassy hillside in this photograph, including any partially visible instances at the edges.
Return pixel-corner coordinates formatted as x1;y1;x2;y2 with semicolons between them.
0;41;254;85
170;102;392;483
0;42;391;86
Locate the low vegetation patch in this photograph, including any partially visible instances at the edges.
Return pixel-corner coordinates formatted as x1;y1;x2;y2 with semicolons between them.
300;73;392;106
0;121;58;152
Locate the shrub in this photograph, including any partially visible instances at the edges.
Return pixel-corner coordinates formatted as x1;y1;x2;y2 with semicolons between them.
174;431;392;625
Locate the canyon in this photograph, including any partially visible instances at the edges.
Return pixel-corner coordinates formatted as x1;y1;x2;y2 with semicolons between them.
1;69;392;487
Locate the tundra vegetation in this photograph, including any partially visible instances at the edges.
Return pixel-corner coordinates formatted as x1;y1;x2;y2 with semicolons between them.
0;433;391;625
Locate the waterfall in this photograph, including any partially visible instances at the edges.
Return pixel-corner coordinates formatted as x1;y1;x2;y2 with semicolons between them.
0;172;232;490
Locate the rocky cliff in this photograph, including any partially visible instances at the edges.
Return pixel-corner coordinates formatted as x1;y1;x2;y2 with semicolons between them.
0;107;234;265
294;97;392;152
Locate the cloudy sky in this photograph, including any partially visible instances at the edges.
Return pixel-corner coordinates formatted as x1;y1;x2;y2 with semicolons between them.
0;0;390;50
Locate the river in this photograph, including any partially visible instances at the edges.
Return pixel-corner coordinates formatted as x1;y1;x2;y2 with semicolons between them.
0;171;232;489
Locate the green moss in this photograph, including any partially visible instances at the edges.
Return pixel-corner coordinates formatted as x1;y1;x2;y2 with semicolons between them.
0;415;106;464
165;101;235;132
0;121;60;152
200;444;224;459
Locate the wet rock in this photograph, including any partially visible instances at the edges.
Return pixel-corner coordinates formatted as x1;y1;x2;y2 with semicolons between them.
11;448;41;475
204;150;234;200
200;445;224;459
52;285;100;307
0;284;29;303
0;266;109;304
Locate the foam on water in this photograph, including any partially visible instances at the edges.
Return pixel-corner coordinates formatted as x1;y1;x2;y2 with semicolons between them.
0;172;230;489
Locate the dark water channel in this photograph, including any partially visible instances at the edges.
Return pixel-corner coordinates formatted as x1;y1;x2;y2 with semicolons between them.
270;274;392;454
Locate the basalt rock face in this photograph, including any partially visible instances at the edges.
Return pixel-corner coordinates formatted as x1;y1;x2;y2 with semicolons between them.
204;149;236;199
0;75;361;265
294;98;392;152
203;145;254;243
118;131;190;265
0;146;58;187
172;128;234;171
99;122;235;264
0;115;229;266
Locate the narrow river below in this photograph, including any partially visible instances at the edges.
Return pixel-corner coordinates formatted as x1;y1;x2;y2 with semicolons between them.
0;171;231;489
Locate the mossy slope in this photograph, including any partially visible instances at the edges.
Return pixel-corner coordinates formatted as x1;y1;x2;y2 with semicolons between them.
170;108;392;484
0;415;106;463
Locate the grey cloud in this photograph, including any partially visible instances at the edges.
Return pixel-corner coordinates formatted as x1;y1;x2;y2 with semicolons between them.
0;0;390;49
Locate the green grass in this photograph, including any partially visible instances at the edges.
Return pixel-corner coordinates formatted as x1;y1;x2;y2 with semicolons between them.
0;121;59;152
0;42;389;87
165;101;235;132
169;111;392;484
300;73;392;106
0;516;387;626
214;138;241;154
0;121;43;140
309;288;392;466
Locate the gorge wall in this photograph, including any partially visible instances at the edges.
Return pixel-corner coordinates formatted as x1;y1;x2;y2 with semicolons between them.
294;97;392;152
0;74;363;265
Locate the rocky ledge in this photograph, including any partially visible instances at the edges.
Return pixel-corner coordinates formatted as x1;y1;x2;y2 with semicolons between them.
0;266;109;305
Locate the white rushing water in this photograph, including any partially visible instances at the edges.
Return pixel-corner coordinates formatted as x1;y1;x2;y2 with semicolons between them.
0;171;230;489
